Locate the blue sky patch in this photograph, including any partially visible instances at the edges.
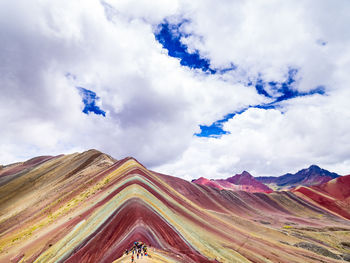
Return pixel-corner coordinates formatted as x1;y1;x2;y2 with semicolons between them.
155;21;216;73
196;69;326;138
195;105;277;137
77;87;106;117
251;68;325;103
253;78;272;98
196;123;229;138
155;21;237;74
155;20;239;75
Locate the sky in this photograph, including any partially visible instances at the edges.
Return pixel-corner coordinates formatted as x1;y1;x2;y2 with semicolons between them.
1;0;350;180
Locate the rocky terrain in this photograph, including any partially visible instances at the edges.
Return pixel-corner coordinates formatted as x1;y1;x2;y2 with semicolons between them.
0;150;349;262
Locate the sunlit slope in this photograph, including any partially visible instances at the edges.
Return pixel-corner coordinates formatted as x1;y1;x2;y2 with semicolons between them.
293;175;350;220
0;150;349;262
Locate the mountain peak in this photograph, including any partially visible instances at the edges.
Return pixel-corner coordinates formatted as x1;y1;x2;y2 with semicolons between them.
309;164;320;169
193;177;209;183
240;171;253;177
224;171;273;193
298;165;339;179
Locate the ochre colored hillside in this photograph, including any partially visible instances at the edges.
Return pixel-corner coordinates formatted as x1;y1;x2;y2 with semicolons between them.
0;150;350;262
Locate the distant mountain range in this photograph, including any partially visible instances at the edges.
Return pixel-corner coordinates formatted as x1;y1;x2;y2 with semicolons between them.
193;165;340;193
256;165;340;190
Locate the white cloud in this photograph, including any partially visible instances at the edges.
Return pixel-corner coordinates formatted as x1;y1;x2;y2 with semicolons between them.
103;0;179;24
176;0;350;92
155;0;350;178
157;89;350;178
1;0;349;179
0;0;260;167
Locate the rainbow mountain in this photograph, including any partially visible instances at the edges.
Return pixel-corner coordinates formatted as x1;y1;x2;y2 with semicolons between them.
0;150;350;262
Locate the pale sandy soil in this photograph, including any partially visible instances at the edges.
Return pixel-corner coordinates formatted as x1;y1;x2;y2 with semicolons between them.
113;248;181;263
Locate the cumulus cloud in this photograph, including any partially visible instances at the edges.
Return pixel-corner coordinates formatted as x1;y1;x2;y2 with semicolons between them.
176;0;350;91
1;0;349;179
158;90;350;179
0;0;258;166
154;0;350;177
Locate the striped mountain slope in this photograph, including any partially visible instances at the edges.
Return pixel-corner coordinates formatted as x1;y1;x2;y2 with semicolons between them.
0;150;349;262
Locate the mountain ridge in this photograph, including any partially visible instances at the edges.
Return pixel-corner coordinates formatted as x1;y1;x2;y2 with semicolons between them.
0;150;349;262
293;174;350;220
193;165;340;193
256;164;340;190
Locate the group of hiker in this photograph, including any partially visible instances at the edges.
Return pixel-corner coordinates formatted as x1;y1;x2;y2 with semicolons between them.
125;241;148;262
